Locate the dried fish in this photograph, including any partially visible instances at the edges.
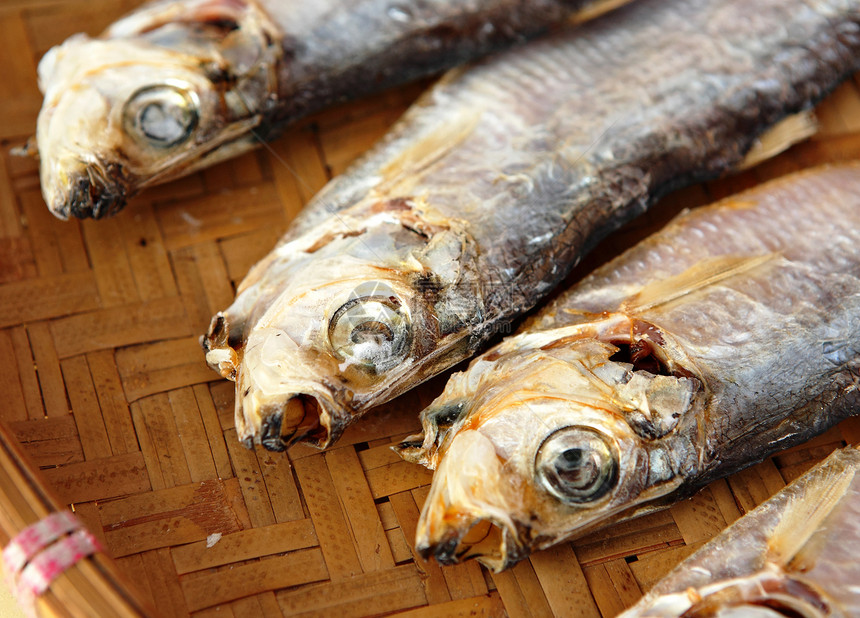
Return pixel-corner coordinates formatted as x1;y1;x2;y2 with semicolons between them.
203;0;860;452
620;446;860;617
398;165;860;570
35;0;623;219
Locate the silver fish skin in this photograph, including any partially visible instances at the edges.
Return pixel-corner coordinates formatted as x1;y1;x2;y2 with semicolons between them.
35;0;618;219
620;446;860;618
400;164;860;571
203;0;860;449
203;0;860;453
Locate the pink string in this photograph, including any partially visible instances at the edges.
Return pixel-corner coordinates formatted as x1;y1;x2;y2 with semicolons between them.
3;512;80;576
2;512;101;614
17;529;102;596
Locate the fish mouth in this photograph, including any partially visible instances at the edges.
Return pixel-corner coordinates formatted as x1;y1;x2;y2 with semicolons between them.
255;394;332;452
411;428;528;571
416;515;525;572
236;381;349;452
51;162;133;220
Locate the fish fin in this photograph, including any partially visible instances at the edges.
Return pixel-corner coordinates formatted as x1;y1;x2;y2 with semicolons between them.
737;111;818;171
766;461;855;567
377;112;481;195
105;0;248;38
624;253;779;313
569;0;637;26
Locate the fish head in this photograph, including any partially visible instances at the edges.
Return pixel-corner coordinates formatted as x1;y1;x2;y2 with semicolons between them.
36;1;280;219
395;317;705;570
37;38;217;218
203;197;485;450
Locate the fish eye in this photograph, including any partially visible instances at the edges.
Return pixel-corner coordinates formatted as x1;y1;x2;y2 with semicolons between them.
123;84;198;148
535;427;618;504
328;292;411;373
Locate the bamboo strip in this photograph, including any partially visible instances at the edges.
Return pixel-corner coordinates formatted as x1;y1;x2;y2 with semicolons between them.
274;564;427;618
115;337;214;403
61;355;112;461
41;452;150;504
0;273;99;329
365;461;433;500
9;417;84;468
388;491;451;605
191;384;233;480
0;330;29;422
117;203;179;302
86;349;138;455
223;429;277;528
292;454;363;580
181;549;329;612
393;594;505;618
168;388;219;483
266;125;330;221
81;218;139;308
26;322;68;418
324;446;396;572
529;544;600;618
441;560;489;601
0;137;23;240
582;564;628;618
50;298;191;359
157;184;283;252
8;327;44;419
18;191;65;278
171;518;318;575
668;487;727;545
257;449;305;523
0;238;36;284
133;394;193;489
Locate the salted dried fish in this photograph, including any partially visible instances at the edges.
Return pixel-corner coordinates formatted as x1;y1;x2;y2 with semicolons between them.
398;165;860;570
203;0;860;452
35;0;624;219
620;446;860;617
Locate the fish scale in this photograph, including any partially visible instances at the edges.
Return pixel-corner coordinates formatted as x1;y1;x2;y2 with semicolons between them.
582;176;860;453
204;0;860;452
404;164;860;570
558;174;860;318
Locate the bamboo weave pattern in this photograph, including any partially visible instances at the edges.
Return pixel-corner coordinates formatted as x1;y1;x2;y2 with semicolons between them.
1;2;860;616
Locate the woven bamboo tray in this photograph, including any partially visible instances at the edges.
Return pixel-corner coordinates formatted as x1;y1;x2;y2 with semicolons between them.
2;2;860;616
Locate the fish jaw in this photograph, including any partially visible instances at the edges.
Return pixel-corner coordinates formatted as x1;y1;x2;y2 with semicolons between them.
38;135;133;220
414;430;526;571
203;200;485;450
403;319;704;568
35;1;281;219
233;359;345;451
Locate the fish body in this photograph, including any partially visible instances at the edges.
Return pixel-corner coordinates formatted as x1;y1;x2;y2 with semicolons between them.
203;0;860;452
400;164;860;570
36;0;619;219
620;446;860;618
